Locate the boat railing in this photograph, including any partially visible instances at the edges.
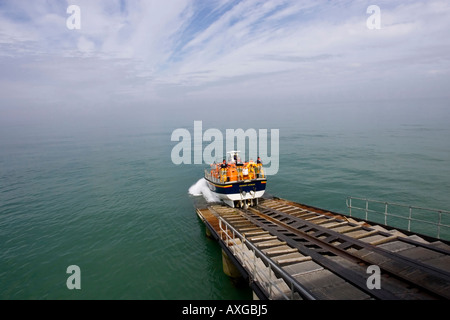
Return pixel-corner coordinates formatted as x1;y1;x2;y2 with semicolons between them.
218;216;316;300
255;164;265;179
204;164;265;183
204;169;220;184
346;196;450;240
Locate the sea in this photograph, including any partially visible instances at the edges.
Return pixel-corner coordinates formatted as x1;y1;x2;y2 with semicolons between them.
1;101;449;300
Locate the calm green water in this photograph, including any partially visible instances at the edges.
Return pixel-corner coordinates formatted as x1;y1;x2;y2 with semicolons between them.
1;102;449;299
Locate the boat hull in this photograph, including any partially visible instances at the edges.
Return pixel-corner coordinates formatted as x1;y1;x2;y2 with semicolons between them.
205;177;266;205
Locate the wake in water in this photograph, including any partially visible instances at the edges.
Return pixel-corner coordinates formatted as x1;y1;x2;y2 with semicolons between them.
188;178;221;203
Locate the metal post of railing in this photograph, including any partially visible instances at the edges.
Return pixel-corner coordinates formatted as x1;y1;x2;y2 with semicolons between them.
384;202;388;226
225;223;228;246
438;211;442;239
233;233;239;247
241;234;246;266
349;197;352;217
252;248;256;281
408;206;412;232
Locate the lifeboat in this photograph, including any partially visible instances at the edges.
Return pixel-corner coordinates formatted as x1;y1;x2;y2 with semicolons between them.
204;151;267;208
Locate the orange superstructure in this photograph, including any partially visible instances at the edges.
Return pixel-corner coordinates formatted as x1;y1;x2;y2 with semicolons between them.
209;158;264;183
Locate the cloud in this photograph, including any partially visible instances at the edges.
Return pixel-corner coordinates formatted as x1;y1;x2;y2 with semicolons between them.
0;0;449;125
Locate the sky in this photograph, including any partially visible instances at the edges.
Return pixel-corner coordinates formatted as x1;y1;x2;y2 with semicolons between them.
0;0;449;127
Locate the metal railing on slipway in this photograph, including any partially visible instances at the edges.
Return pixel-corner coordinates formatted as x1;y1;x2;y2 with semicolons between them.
218;217;316;300
346;196;450;240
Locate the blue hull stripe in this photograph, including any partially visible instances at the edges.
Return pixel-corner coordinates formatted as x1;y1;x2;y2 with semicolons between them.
205;179;266;195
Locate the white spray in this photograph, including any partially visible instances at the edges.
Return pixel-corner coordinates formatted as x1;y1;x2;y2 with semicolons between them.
188;178;221;203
